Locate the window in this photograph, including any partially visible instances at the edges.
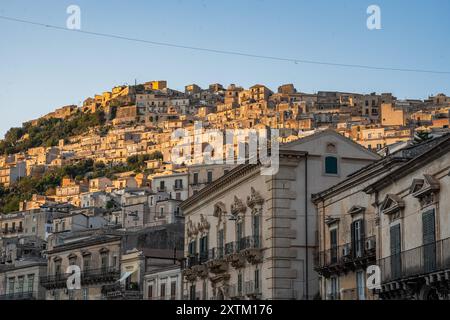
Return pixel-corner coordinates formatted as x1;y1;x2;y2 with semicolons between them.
390;224;401;279
237;273;243;295
236;221;244;250
175;179;183;189
423;209;436;272
255;269;260;292
330;277;338;300
8;278;15;295
160;283;166;300
330;229;338;264
188;240;197;256
202;280;207;300
83;288;89;300
356;271;365;300
170;281;177;300
193;173;199;185
101;253;109;271
83;255;91;271
324;156;338;175
189;284;196;300
252;215;261;248
351;220;364;258
55;261;62;276
27;275;34;294
217;229;224;258
148;285;153;300
200;235;209;262
207;171;213;183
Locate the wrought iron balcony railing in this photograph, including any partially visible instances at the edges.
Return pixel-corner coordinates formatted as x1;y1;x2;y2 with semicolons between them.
316;236;376;273
377;237;450;284
40;267;120;289
0;291;35;300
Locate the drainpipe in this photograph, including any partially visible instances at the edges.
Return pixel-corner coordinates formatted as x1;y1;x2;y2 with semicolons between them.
304;153;309;300
271;170;275;300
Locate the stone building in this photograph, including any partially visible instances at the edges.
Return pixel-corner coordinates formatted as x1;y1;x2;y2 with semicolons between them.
180;130;378;300
313;134;450;300
365;134;450;300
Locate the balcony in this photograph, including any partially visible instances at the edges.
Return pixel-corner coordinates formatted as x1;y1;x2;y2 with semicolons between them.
224;242;235;255
244;280;262;299
228;284;244;300
103;283;143;300
40;273;69;289
377;237;450;298
41;267;120;289
157;186;167;192
82;267;120;284
208;247;224;260
173;184;184;191
239;236;263;264
0;291;35;300
315;237;376;277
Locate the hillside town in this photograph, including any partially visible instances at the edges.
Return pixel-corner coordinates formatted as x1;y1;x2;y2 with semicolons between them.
0;80;449;300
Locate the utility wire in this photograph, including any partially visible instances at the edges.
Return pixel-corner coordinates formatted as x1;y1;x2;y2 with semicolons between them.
1;15;450;75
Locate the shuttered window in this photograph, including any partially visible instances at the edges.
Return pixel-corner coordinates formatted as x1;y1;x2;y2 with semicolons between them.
423;209;436;273
325;156;338;175
330;229;338;264
390;224;401;280
351;220;365;258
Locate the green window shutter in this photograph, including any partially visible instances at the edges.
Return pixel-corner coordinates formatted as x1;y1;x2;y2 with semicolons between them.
390;224;401;279
422;209;436;272
325;156;338;174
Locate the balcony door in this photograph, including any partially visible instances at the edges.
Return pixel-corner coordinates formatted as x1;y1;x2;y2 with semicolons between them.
390;224;401;280
351;220;364;258
330;229;338;264
422;209;436;273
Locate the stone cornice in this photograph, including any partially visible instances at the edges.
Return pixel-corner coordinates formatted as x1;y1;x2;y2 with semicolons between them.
181;150;307;213
364;136;450;194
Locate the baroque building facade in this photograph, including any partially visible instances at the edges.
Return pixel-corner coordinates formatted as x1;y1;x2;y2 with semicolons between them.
180;130;379;300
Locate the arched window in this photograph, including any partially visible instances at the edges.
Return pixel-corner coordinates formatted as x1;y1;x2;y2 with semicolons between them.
325;156;338;175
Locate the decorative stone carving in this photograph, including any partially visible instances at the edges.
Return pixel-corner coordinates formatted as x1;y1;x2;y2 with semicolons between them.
246;187;264;208
186;218;198;238
182;269;197;282
207;259;229;274
230;196;246;216
380;194;404;221
209;274;231;284
213;202;227;219
242;248;263;265
198;214;210;233
226;253;246;269
192;264;208;279
410;174;440;208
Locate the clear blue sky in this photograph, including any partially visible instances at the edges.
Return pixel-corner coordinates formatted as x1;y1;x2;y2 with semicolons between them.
0;0;449;137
